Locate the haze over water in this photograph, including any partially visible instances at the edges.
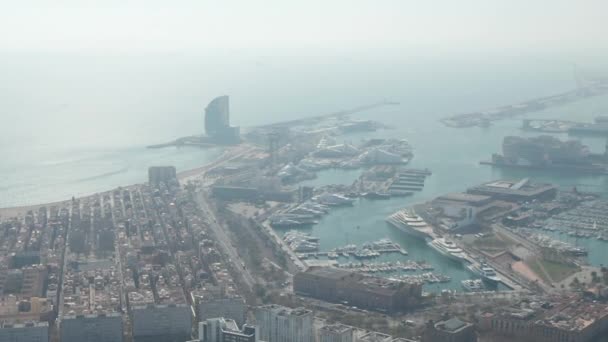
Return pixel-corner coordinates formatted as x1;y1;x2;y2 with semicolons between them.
3;51;606;208
3;1;608;295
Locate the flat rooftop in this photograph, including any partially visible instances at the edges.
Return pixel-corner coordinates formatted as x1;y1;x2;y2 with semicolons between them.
320;324;353;334
435;317;471;333
301;266;353;280
467;179;557;198
435;192;492;204
0;321;48;329
359;332;392;342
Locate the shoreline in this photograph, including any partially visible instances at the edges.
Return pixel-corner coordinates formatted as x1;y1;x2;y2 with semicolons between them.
0;144;245;218
0;100;396;216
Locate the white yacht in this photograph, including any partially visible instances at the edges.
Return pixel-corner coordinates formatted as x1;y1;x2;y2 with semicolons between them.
461;279;485;292
386;210;433;239
315;193;355;206
466;263;501;285
427;238;468;262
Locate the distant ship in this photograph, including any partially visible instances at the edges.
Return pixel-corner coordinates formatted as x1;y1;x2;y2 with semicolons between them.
466;263;501;285
427;238;468;262
315;193;355;206
362;191;391;200
269;214;317;227
386;210;433;239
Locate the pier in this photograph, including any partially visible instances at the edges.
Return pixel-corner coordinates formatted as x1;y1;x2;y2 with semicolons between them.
441;81;608;128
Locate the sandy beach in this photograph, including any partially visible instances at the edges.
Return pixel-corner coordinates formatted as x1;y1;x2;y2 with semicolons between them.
0;146;247;219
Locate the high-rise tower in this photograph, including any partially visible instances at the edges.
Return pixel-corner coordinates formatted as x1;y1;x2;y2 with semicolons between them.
204;96;240;144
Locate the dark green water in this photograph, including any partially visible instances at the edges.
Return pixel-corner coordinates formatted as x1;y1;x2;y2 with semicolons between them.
278;93;608;292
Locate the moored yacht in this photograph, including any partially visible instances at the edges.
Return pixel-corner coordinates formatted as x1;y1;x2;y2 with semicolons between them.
466;263;501;285
315;193;355;206
386;209;433;239
427;238;468;262
461;279;485;292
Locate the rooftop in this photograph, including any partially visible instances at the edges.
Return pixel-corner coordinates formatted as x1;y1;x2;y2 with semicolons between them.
435;317;470;333
301;267;353;280
61;266;123;317
358;331;392;342
539;299;608;331
300;267;421;294
436;193;492;204
468;179;557;198
320;324;353;334
0;321;48;329
485;296;608;332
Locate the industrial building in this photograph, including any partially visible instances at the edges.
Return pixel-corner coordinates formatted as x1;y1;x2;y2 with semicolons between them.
466;179;557;202
0;321;48;342
254;305;313;342
0;296;53;323
198;318;257;342
131;304;192;342
358;332;392;342
318;324;353;342
502;135;590;166
479;296;608;342
211;186;295;203
428;193;499;231
193;295;246;326
0;265;47;298
293;267;422;313
421;318;477;342
148;166;178;187
60;313;123;342
205;96;240;145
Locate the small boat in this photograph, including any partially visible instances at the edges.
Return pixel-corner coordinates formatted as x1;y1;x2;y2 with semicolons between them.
362;192;391;200
461;279;485;292
466;263;501;285
427;238;468;262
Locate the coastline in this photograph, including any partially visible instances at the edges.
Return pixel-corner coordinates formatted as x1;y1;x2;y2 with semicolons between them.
0;100;395;216
0;165;210;218
2;85;603;217
0;200;73;219
0;145;242;218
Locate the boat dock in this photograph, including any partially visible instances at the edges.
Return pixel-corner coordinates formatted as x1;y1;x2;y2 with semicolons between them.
336;260;434;273
388;169;430;195
355;167;432;199
297;247;408;260
440;81;608;128
460;249;522;291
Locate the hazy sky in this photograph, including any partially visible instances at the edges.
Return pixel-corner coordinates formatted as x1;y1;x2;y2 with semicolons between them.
1;0;607;55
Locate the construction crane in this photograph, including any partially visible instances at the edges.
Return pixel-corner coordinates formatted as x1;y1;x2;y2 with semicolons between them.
267;131;281;167
572;63;593;94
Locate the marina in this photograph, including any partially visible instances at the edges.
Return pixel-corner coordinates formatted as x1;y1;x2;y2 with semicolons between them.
294;238;409;260
427;238;469;262
336;260;435;273
278;197;505;292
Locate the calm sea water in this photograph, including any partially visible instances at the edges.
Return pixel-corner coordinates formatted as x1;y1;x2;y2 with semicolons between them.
2;51;608;290
1;52;592;207
294;91;608;290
